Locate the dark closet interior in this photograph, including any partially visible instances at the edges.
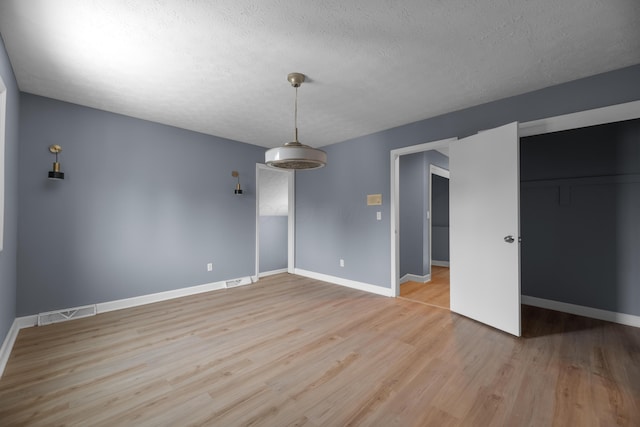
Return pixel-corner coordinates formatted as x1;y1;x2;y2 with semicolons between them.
520;118;640;316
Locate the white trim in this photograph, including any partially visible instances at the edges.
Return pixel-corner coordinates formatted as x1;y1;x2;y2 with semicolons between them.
522;295;640;329
96;278;241;313
431;260;450;267
390;137;457;297
518;100;640;137
0;319;19;378
259;268;288;278
429;165;449;179
294;268;393;297
15;315;38;329
400;273;431;284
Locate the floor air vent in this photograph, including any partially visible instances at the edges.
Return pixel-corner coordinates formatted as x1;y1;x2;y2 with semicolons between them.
37;305;97;326
225;277;252;289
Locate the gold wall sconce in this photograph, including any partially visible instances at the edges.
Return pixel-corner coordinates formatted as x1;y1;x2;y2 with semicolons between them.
232;171;243;195
48;145;65;180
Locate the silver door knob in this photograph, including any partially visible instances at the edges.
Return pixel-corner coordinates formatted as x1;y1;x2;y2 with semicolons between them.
504;235;515;243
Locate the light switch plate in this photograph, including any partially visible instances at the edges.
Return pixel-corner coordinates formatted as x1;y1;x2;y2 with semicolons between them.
367;194;382;206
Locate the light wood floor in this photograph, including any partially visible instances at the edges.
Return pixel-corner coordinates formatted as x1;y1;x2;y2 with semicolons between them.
400;266;450;309
1;274;639;426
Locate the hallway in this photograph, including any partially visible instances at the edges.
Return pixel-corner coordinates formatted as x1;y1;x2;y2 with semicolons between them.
399;266;449;309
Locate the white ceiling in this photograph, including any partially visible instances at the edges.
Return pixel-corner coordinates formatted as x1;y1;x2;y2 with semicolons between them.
0;1;638;149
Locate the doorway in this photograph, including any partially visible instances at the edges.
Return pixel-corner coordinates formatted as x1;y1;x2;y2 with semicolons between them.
396;150;451;309
255;164;295;280
390;137;455;299
392;124;522;337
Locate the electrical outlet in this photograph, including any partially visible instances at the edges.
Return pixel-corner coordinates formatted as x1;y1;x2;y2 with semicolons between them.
376;211;382;220
207;263;213;272
340;259;345;267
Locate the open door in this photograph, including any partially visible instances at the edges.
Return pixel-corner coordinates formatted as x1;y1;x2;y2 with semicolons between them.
449;122;521;336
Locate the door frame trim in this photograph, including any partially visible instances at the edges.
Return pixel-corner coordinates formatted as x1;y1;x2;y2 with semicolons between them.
390;138;457;297
519;100;640;137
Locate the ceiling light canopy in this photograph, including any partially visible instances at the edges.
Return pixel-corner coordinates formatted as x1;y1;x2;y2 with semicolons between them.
265;73;327;170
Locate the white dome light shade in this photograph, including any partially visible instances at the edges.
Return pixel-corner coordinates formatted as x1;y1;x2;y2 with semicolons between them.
265;142;327;170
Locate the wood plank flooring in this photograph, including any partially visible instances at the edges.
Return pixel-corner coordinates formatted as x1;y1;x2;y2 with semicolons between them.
400;266;450;309
1;273;639;426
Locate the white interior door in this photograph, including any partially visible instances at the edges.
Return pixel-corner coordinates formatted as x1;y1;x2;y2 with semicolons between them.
449;122;521;336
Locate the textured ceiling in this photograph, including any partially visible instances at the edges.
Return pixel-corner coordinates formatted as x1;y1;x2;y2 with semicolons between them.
0;0;639;149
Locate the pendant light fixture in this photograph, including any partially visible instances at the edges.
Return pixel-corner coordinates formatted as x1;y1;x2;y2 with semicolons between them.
265;73;327;170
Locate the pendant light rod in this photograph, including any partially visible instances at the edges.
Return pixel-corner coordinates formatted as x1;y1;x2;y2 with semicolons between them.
294;86;298;143
288;72;304;146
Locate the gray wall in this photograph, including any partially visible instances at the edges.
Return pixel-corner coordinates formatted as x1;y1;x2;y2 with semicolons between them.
259;216;288;273
0;36;19;343
521;118;640;316
295;64;640;290
17;94;264;316
399;152;426;277
431;174;449;262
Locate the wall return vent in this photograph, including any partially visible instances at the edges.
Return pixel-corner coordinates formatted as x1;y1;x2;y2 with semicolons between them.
225;277;252;289
37;305;97;326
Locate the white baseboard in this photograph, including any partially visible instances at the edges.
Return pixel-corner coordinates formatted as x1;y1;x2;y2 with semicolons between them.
522;295;640;328
400;273;431;284
432;260;450;267
96;278;249;313
0;320;19;379
258;268;288;278
294;268;393;297
15;315;38;329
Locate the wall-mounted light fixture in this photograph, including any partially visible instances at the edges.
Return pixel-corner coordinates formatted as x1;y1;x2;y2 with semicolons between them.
48;145;65;180
232;171;243;195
